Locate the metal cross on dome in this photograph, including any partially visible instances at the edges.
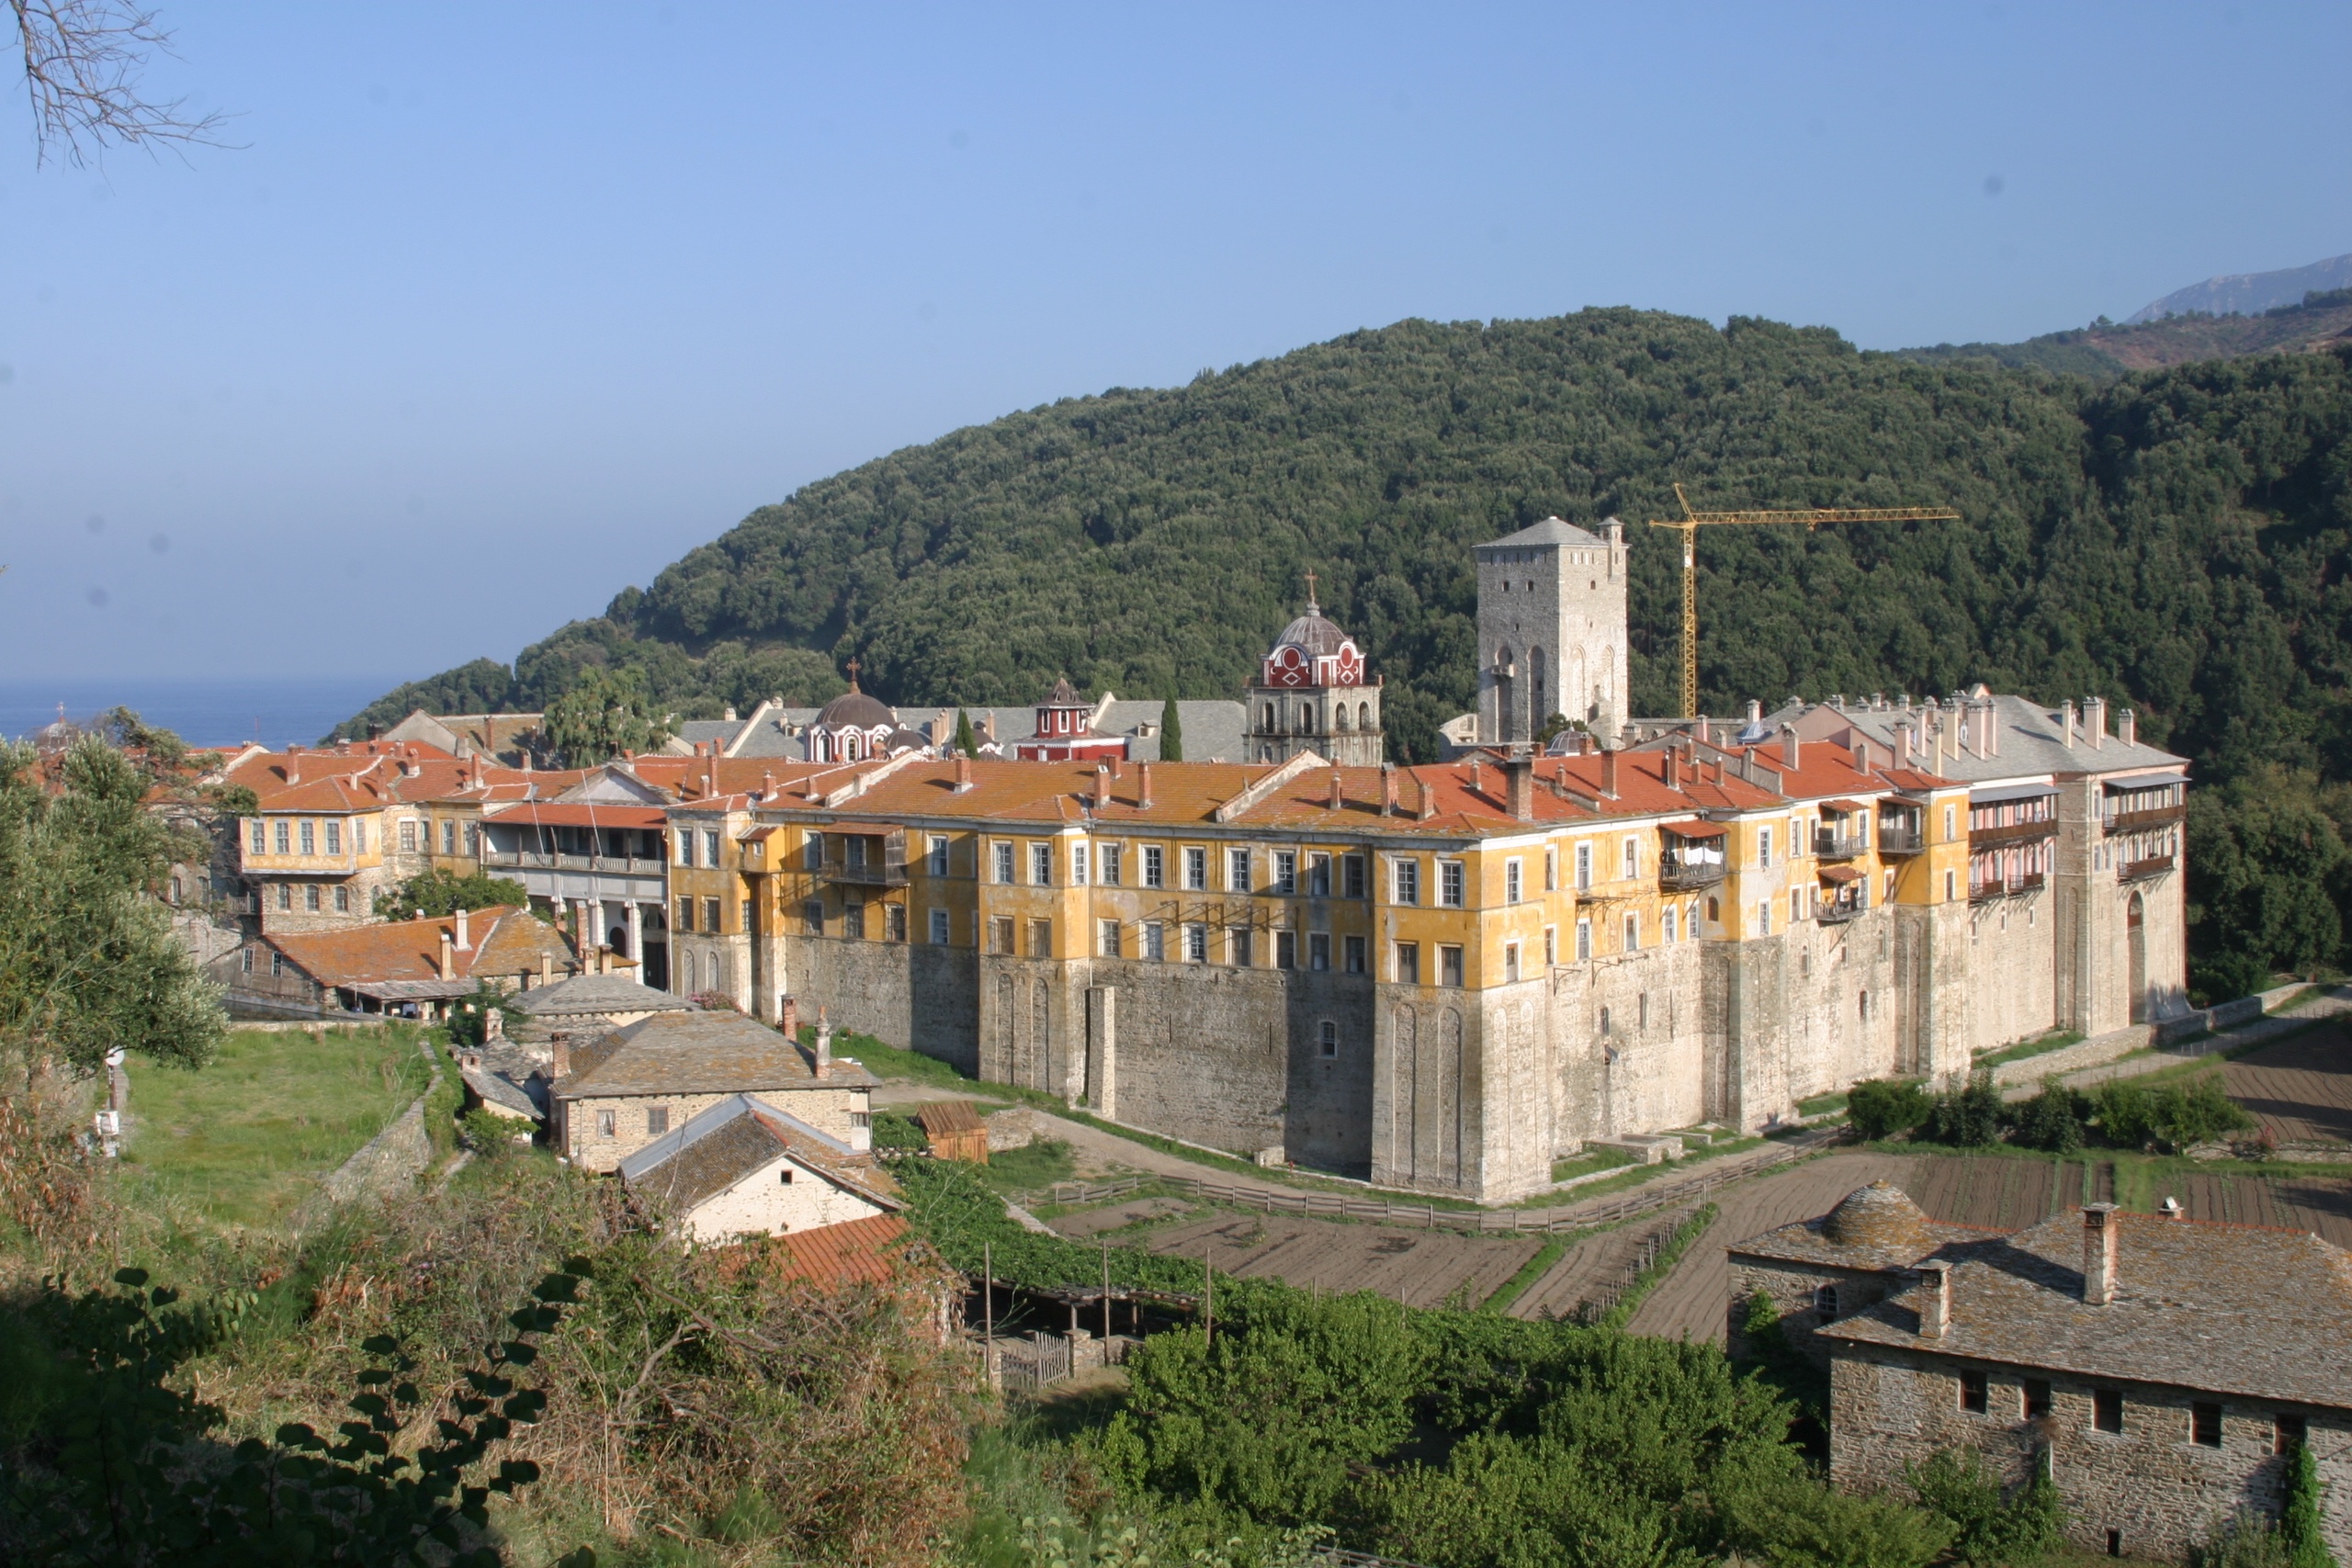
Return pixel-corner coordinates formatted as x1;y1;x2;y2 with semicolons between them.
1303;570;1318;612
845;657;861;690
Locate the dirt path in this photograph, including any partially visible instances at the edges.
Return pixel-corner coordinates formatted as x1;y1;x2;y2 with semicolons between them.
2222;1024;2352;1147
1508;1205;1696;1322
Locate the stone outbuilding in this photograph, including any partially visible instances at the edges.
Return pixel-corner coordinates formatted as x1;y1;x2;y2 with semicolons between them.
1729;1184;2352;1562
241;906;579;1021
551;1010;878;1172
618;1092;902;1245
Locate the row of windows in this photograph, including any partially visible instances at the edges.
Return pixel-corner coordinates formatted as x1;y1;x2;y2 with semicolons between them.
674;896;754;934
986;840;1375;898
262;883;352;914
676;828;727;868
251;817;370;856
1953;1370;2302;1453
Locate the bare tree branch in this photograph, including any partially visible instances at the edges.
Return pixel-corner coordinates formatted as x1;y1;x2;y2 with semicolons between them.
10;0;233;166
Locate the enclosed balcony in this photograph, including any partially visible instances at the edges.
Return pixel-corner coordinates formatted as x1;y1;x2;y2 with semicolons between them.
813;825;910;887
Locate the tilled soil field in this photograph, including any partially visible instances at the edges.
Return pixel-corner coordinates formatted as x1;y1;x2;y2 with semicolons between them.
1126;1211;1544;1308
1506;1205;1701;1322
2223;1025;2352;1147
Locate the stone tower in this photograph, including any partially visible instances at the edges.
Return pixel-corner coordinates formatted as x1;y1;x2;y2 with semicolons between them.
1476;516;1628;745
1244;577;1385;767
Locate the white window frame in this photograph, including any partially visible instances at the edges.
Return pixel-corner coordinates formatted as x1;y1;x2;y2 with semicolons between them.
1071;842;1089;886
1182;922;1208;963
929;908;951;945
1101;842;1123;886
1031;841;1053;886
1143;845;1165;889
1623;912;1639;953
1228;847;1251;892
928;835;949;876
1621;838;1637;880
1439;859;1464;908
1544;926;1557;964
1662;906;1678;943
704;829;721;866
1144;921;1166;961
1392;857;1421;906
1099;918;1121;958
1505;858;1521;903
1575;841;1592;891
1575;919;1592;961
1504;942;1521;982
1758;826;1773;868
1182;846;1207;891
1273;851;1297;896
993;841;1015;884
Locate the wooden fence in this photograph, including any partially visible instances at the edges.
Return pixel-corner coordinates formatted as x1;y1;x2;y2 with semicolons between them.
1022;1138;1816;1237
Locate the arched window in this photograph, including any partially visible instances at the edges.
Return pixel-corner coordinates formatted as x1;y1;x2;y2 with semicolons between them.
1335;705;1351;732
1599;1005;1611;1035
1815;1284;1839;1319
1263;703;1276;731
1358;702;1372;730
681;953;697;994
844;732;862;761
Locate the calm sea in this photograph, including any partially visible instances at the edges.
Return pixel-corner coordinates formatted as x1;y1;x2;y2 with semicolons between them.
0;676;410;750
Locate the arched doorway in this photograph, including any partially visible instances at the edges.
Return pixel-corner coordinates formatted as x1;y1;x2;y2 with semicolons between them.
2127;893;2147;1023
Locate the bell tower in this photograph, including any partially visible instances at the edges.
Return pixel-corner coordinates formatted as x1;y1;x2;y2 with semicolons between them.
1475;516;1627;747
1244;573;1385;767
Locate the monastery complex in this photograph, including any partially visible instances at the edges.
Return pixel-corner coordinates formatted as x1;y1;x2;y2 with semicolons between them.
194;517;2190;1201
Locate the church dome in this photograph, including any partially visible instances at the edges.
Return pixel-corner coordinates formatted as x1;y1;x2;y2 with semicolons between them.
1273;608;1352;658
1822;1181;1933;1251
815;682;893;730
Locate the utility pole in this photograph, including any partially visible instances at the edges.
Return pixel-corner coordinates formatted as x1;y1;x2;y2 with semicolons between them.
982;1240;994;1390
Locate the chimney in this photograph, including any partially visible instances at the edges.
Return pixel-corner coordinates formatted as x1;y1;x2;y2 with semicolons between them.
1110;755;1124;779
1697;716;1711;744
437;928;455;980
2082;1203;2119;1305
2062;701;2079;749
1094;766;1112;809
705;751;718;796
550;1038;571;1080
1416;771;1437;821
538;953;551;988
598;945;612;976
1747;700;1762;726
1871;691;1885;712
2084;695;2107;750
954;755;974;794
1468;760;1483;796
1984;700;2001;758
1894;722;1914;770
454;907;470;951
2119;708;2137;748
1329;769;1345;811
815;1006;832;1074
762;769;775;798
1660;749;1679;790
1849;738;1871;773
1382;763;1399;815
286;750;300;784
1138;763;1154;807
1600;748;1620;800
1917;1262;1951;1339
1505;759;1532;821
779;995;799;1043
1780;723;1802;771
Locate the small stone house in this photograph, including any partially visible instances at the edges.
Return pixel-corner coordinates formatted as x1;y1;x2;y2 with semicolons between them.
618;1092;902;1245
552;1010;878;1173
1729;1183;2352;1562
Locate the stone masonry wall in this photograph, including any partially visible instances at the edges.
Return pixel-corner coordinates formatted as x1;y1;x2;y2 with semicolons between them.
1963;886;2060;1063
1831;1346;2352;1564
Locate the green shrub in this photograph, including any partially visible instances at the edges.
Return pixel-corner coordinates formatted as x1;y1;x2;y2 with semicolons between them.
2195;1513;2302;1568
2194;951;2274;1007
870;1110;929;1152
1720;1472;1957;1568
2282;1440;2335;1568
2094;1076;2254;1151
2010;1079;2086;1154
1847;1079;1932;1141
1922;1070;2006;1147
1908;1448;2064;1567
459;1106;520;1156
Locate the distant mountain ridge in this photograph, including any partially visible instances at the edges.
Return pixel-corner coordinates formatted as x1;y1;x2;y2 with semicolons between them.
2128;252;2352;323
1899;283;2352;380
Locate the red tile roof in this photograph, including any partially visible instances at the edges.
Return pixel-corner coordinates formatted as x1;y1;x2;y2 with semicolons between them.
765;1213;913;1287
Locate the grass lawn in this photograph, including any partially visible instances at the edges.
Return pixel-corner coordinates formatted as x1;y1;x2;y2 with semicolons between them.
1513;1134;1770;1209
1973;1029;2086;1071
119;1024;432;1231
1550;1145;1637;1184
978;1137;1080;1198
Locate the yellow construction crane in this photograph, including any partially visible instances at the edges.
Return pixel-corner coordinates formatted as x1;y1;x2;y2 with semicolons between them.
1649;482;1961;719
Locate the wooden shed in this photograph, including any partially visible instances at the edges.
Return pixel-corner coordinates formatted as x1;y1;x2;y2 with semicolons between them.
914;1100;989;1164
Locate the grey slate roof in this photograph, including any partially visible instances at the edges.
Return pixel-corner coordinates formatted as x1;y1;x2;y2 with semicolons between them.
1816;1205;2352;1409
1479;516;1612;550
685;696;1250;764
1769;692;2188;785
618;1092;901;1213
458;1043;549;1121
557;1010;879;1100
513;972;695;1019
1730;1179;1998;1271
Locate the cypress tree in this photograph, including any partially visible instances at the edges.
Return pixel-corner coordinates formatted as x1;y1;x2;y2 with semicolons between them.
1160;694;1183;761
2283;1440;2332;1568
954;707;979;757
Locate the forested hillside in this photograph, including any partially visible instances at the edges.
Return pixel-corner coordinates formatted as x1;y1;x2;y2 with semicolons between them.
1902;288;2352;378
347;311;2352;984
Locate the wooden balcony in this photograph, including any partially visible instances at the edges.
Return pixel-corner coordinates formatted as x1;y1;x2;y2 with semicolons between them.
484;850;666;877
820;861;910;888
2105;804;2187;836
1814;832;1865;861
1970;873;2047;903
1876;828;1926;856
1660;859;1725;891
1973;819;2058;849
1817;900;1869;924
2119;853;2175;883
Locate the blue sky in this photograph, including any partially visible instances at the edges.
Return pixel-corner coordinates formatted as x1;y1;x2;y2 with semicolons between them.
2;1;2346;684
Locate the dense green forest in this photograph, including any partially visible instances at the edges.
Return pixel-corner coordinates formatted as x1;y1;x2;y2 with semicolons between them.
346;310;2352;984
1900;288;2352;378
